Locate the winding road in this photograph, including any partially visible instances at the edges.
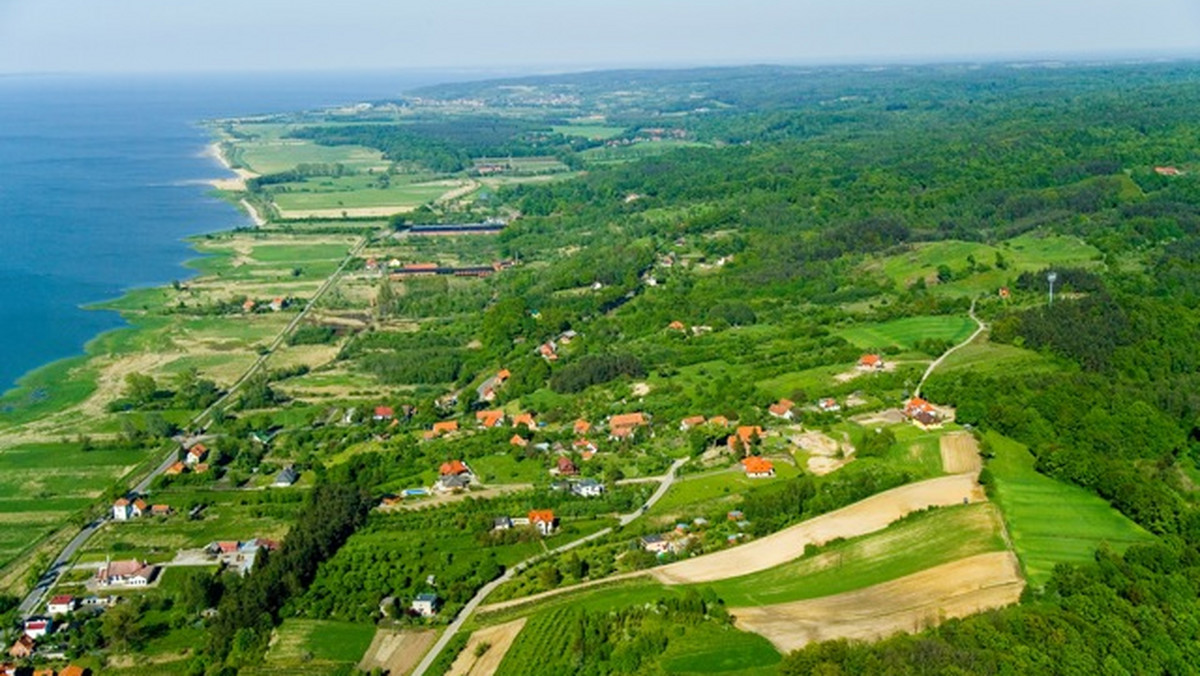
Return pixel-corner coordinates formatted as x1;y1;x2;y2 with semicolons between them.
914;299;986;399
410;457;687;676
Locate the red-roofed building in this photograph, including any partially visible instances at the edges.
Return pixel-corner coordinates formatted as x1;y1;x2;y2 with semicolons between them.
1155;166;1183;176
496;369;511;382
667;320;686;331
47;594;76;616
439;460;470;476
510;434;528;448
528;510;557;535
768;400;795;420
708;415;730;428
476;410;505;428
185;444;208;465
741;456;776;478
573;419;592;436
164;461;187;476
679;415;706;431
8;635;33;659
373;406;395;421
512;412;536;430
556;456;579;476
858;354;885;371
424;421;459;439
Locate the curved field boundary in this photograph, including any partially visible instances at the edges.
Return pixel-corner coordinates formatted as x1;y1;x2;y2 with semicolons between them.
446;618;527;676
730;551;1023;653
940;431;983;474
651;473;984;585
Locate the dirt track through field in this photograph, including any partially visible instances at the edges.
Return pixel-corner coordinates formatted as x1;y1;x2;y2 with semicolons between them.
445;618;527;676
651;473;984;585
941;432;983;474
731;551;1023;653
358;628;438;676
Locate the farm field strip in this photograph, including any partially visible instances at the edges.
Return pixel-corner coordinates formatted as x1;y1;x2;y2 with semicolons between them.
446;618;527;676
731;551;1024;653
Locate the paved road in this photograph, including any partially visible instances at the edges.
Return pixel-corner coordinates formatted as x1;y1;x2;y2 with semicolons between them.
914;299;986;398
17;235;370;619
411;456;688;676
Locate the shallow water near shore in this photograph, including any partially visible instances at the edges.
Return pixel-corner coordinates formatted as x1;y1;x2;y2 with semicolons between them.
0;70;476;392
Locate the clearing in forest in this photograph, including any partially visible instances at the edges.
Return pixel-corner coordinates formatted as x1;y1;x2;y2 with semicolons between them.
446;618;527;676
358;628;439;676
651;473;984;585
940;431;983;474
731;551;1024;653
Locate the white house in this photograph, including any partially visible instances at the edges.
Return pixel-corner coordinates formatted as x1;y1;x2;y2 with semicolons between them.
96;559;156;588
572;478;606;498
112;498;132;521
640;534;670;555
46;595;76;616
411;593;439;617
22;617;52;639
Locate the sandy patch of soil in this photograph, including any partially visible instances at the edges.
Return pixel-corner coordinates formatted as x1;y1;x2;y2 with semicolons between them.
650;474;985;585
834;362;898;383
792;430;856;476
631;382;651;397
358;628;439;676
731;552;1023;653
851;408;907;426
940;431;983;474
445;618;527;676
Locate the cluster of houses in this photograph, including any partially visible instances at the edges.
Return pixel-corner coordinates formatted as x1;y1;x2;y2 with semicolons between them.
165;441;211;477
640;518;705;556
493;509;558;536
904;397;946;429
536;330;577;362
7;605;93;672
112;495;171;521
242;297;288;313
205;538;279;576
362;255;515;279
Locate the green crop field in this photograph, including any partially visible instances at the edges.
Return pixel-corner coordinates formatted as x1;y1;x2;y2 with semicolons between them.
271;180;460;211
931;339;1066;377
236;139;387;175
658;623;781;675
0;442;151;568
579;140;709;164
469;453;549;484
258;619;376;672
551;124;626;139
701;503;1006;607
651;463;802;517
837;315;977;351
248;242;351;264
985;432;1152;586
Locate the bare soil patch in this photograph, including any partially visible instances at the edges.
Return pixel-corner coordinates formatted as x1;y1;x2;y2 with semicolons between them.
791;430;856;476
851;408;906;426
834;361;898;383
941;432;983;474
358;628;438;676
651;474;984;585
445;618;527;676
731;551;1023;653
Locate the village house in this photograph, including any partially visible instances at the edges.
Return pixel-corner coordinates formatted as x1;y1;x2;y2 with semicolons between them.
1155;166;1183;176
112;498;132;521
269;297;285;312
904;397;944;428
558;330;578;344
573;419;592;435
555;456;579;476
150;504;172;517
242;298;256;313
436;460;473;492
741;456;776;478
8;636;33;660
131;498;147;517
538;341;559;361
496;368;511;383
679;415;706;431
412;593;440;617
273;466;299;487
492;516;513;531
640;533;670;554
608;412;650;441
572;478;606;497
47;595;76;616
476;409;505;428
768;400;795;420
512;412;536;430
510;434;528;448
164;461;187;476
423;420;459;440
95;559;157;588
709;415;730;427
858;354;885;371
818;398;841;413
727;426;764;454
529;509;557;535
373;406;394;421
667;320;686;331
185;443;208;466
59;666;89;676
572;438;598;454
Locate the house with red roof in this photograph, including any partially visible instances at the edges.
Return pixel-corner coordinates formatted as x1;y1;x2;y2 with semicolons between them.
708;415;730;428
510;434;528;448
573;439;598;454
95;559;156;587
131;499;147;518
47;594;76;616
556;456;579;476
512;412;536;430
608;412;649;441
112;498;132;521
1155;166;1183;176
373;406;395;421
439;460;470;476
818;398;841;413
528;510;557;536
667;320;686;331
538;341;558;361
164;461;187;476
858;354;885;371
150;504;172;517
496;369;511;382
573;419;592;435
242;298;256;313
185;443;208;465
679;415;706;431
8;635;33;659
741;456;776;478
728;426;764;454
476;409;505;428
904;397;944;428
423;420;459;440
768;400;795;420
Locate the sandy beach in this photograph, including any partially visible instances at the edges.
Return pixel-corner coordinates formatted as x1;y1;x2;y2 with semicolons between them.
204;142;265;225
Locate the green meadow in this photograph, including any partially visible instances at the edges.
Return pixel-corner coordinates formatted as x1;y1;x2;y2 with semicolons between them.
985;432;1152;586
837;315;977;351
252;619;377;675
235;139;387;175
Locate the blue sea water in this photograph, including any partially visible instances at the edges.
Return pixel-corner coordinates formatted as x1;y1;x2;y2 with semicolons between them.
0;70;484;391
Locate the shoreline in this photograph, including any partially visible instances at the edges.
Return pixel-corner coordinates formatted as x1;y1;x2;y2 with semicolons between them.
205;141;266;226
0;138;256;417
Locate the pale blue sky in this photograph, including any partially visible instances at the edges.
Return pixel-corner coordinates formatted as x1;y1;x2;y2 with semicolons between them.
2;0;1199;74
